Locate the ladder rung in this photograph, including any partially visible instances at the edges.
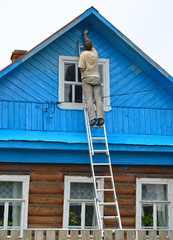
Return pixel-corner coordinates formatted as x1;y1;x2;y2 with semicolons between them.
95;176;112;179
96;189;114;192
99;202;117;206
93;150;108;154
101;216;119;219
92;137;105;141
93;163;110;166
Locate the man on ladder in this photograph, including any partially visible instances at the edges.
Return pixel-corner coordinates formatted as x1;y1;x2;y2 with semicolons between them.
78;29;105;127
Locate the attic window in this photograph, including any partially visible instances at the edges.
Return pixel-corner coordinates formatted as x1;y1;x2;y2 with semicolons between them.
58;56;111;111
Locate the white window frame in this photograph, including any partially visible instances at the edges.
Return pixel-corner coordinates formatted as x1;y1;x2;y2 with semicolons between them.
0;175;30;231
136;178;173;230
58;56;111;111
63;176;104;229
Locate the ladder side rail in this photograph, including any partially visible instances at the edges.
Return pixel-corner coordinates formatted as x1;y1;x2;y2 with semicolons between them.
84;108;94;155
103;124;122;229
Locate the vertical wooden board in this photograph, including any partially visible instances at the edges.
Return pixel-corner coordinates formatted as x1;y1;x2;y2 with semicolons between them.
14;102;20;129
161;109;166;135
8;101;14;129
0;230;7;240
58;230;67;240
148;230;157;240
112;107;118;133
144;108;150;135
155;108;161;135
23;230;32;240
139;108;145;134
11;230;20;240
134;108;139;134
26;103;32;130
115;230;124;240
150;109;156;135
138;231;146;240
104;230;113;240
159;231;167;240
127;230;136;240
35;230;44;240
165;109;172;136
46;230;56;240
169;231;173;240
117;107;123;134
37;103;43;131
54;106;61;131
70;230;78;240
107;108;113;134
123;107;129;134
0;101;2;128
93;230;102;240
3;101;8;129
32;103;38;130
81;230;90;240
128;107;134;134
19;102;26;129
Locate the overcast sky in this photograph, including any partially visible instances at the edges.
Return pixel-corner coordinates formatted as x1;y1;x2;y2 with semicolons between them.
1;0;173;76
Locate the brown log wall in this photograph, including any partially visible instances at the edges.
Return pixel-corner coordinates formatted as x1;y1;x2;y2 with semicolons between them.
0;163;172;229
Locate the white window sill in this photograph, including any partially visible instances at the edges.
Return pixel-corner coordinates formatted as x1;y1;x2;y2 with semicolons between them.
57;103;112;112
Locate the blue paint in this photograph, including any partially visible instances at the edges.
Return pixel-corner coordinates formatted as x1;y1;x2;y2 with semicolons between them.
0;7;173;167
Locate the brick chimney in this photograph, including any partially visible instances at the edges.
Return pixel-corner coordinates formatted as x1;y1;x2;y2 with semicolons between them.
10;50;27;63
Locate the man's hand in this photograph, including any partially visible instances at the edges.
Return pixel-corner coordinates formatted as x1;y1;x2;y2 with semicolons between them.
84;29;88;34
84;29;90;41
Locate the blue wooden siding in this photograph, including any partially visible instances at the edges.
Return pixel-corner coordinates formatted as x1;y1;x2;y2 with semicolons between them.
0;100;172;136
0;23;173;137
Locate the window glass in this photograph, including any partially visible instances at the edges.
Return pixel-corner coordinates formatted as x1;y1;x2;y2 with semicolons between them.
0;182;22;199
0;203;4;227
85;203;96;227
8;202;22;227
69;203;81;227
75;86;82;103
70;182;95;199
64;84;72;102
142;184;167;201
65;64;75;82
141;204;153;227
98;64;103;84
157;204;168;228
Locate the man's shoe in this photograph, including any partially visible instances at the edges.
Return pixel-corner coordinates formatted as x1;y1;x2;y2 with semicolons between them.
90;119;97;127
97;118;104;127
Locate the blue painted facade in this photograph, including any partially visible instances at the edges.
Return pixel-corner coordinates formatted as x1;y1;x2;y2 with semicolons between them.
0;7;173;165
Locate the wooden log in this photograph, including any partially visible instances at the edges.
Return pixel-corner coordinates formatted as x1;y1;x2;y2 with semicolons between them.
104;183;135;195
35;230;44;240
104;217;135;227
148;231;157;240
170;231;173;240
29;182;64;194
23;230;32;240
70;230;78;240
11;230;20;240
29;205;63;216
127;230;136;240
105;206;135;217
93;230;102;240
30;172;64;181
115;230;124;240
0;230;7;240
159;231;167;240
104;230;113;240
29;194;63;205
81;230;90;240
117;195;136;206
114;174;135;183
28;216;62;225
138;231;146;240
46;230;56;240
58;230;67;240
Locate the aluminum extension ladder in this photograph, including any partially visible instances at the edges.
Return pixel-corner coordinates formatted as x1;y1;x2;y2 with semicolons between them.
84;108;122;232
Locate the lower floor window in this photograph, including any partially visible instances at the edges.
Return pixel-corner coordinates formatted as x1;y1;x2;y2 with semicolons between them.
63;176;103;229
136;178;173;229
0;176;30;232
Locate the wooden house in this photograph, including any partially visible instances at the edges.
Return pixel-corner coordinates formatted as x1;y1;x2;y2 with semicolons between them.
0;7;173;233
